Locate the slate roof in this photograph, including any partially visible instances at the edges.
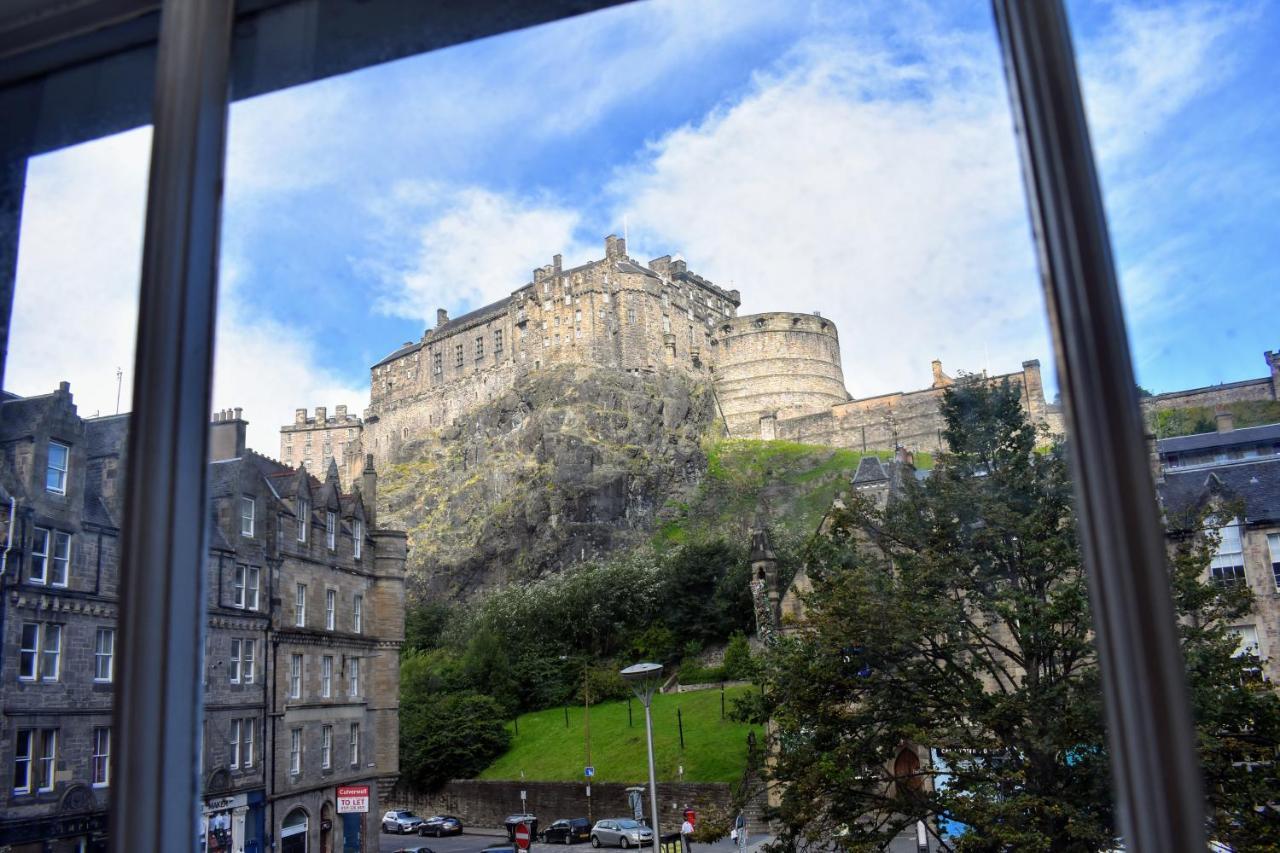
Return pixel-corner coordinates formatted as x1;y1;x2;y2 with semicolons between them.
615;259;660;279
1157;423;1280;455
852;456;887;484
0;392;58;437
1158;457;1280;527
84;414;129;457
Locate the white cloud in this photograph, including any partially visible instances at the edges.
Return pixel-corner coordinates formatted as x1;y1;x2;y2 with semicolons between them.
608;18;1048;398
369;183;591;324
9;129;367;455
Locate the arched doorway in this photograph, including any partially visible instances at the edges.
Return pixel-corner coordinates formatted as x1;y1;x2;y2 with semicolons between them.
282;807;309;853
894;747;923;796
320;802;334;853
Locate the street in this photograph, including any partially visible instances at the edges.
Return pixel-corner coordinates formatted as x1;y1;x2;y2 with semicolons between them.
378;829;772;853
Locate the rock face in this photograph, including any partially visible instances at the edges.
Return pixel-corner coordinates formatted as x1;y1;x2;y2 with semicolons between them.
379;364;716;598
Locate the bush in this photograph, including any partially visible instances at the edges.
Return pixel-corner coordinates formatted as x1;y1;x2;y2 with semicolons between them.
722;632;756;680
400;691;510;791
679;664;728;685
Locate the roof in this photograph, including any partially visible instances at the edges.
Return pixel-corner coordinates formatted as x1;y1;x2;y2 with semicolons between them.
615;259;660;280
84;413;129;457
371;340;423;369
1159;456;1280;526
852;456;887;485
372;295;514;368
1157;423;1280;455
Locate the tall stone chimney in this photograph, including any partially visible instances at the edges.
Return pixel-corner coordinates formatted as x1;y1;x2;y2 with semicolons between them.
335;404;347;419
1216;409;1235;433
209;408;247;461
436;308;449;328
605;234;627;259
295;408;307;425
361;454;377;528
315;406;327;424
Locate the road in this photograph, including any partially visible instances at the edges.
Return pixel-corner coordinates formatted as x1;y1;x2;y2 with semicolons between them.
378;829;772;853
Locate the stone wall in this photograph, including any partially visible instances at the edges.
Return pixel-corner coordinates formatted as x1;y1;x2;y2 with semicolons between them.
1140;377;1277;418
714;312;850;438
389;780;748;833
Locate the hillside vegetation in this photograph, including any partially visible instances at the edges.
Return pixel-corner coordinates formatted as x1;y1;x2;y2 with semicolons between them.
1147;399;1280;438
479;687;760;784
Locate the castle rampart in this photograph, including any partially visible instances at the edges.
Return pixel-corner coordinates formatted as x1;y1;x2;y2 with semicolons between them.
713;312;850;438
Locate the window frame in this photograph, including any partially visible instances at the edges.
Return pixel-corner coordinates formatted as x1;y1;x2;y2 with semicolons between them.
325;588;336;630
326;510;336;550
350;722;360;767
295;582;307;627
297;497;310;543
12;728;33;794
321;654;333;697
240;495;255;537
289;727;302;776
348;656;360;697
95;627;115;682
321;724;333;769
289;653;303;700
353;519;363;559
46;440;69;494
92;727;111;788
353;593;363;634
29;526;49;584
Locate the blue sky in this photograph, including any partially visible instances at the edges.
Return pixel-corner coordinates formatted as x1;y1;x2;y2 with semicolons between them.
9;0;1278;451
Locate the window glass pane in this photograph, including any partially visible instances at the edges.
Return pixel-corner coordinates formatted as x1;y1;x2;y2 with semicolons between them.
1067;1;1280;846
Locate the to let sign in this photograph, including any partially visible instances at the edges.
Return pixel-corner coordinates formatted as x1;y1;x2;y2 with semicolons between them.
336;785;370;814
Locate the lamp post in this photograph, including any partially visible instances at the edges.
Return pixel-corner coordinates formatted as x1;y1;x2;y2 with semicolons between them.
621;662;664;848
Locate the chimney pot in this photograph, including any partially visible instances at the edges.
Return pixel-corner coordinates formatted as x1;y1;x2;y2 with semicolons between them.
234;407;242;420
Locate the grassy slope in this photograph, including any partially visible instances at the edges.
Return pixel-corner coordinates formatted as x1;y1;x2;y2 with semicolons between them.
655;438;932;548
478;687;759;784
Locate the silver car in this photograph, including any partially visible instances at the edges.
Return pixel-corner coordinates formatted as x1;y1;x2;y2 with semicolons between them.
382;809;425;834
590;819;654;849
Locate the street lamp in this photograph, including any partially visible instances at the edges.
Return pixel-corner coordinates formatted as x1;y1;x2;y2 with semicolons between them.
620;662;664;848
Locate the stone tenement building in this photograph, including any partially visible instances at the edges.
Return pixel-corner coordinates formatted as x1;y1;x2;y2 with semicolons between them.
280;404;363;474
0;385;406;853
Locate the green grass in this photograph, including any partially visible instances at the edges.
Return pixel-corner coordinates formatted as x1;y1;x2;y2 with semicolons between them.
478;686;759;784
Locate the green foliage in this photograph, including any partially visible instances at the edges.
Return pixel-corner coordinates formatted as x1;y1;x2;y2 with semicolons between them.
1149;399;1280;438
761;378;1280;851
478;687;759;784
404;600;452;653
722;632;756;680
663;541;754;644
679;664;728;685
399;686;510;792
628;624;680;664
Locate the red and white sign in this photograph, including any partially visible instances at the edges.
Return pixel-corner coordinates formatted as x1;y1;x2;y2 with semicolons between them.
514;822;532;850
336;785;370;814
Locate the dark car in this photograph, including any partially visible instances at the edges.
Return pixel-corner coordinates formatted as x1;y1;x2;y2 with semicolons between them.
504;813;539;841
394;848;437;853
542;818;592;845
418;815;464;837
482;846;518;853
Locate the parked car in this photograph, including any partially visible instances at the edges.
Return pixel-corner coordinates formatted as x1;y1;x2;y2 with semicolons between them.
590;819;654;849
482;846;518;853
394;848;436;853
504;813;539;841
418;815;464;837
542;818;592;844
383;810;426;834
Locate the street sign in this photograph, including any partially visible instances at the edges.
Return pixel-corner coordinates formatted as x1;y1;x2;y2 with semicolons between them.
514;822;532;850
584;766;594;778
336;785;369;814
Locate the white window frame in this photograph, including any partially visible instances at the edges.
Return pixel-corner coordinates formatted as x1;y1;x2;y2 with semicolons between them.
240;496;255;537
41;625;61;682
19;622;38;680
1210;517;1247;588
348;657;360;697
29;527;49;584
37;729;56;792
13;729;32;794
243;718;255;769
295;582;306;627
94;628;114;682
92;727;110;787
229;718;241;768
321;655;333;698
353;594;363;634
46;441;68;494
289;653;303;699
1269;532;1280;593
229;638;242;683
289;728;302;775
50;530;70;587
326;510;336;550
297;497;309;543
350;722;360;766
325;589;336;630
243;639;255;684
321;724;333;769
353;519;363;559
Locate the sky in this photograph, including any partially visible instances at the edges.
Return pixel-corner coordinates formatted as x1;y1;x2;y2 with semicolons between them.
8;0;1279;452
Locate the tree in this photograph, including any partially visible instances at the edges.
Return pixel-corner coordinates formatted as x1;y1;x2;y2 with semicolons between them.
399;689;510;791
761;378;1280;852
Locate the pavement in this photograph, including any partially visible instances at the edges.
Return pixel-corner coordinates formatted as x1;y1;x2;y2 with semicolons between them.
378;828;773;853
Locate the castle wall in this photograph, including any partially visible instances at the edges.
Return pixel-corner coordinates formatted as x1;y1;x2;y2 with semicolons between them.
714;312;850;438
359;237;739;470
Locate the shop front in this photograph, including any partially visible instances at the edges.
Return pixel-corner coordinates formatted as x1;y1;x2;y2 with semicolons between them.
201;790;266;853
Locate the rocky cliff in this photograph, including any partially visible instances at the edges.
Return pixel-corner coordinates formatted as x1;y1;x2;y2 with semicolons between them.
379;364;717;598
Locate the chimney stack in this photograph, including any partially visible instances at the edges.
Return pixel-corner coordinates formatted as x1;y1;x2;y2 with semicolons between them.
436;308;449;328
1215;409;1234;433
361;454;377;528
553;253;562;272
335;404;347;419
315;406;327;424
209;407;247;461
604;234;626;260
295;408;307;425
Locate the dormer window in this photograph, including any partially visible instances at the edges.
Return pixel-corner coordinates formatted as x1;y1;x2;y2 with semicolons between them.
46;442;69;494
297;497;310;543
326;511;336;550
353;519;363;560
240;496;255;537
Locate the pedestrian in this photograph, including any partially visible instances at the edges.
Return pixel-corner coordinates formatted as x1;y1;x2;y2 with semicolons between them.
681;816;694;853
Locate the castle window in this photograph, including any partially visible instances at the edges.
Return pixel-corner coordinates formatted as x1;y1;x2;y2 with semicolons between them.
602;292;610;304
554;315;560;327
564;292;572;305
575;310;582;324
543;337;550;348
494;329;504;356
627;308;636;325
455;344;464;367
433;350;442;375
662;316;671;334
554;334;561;346
541;320;548;331
475;335;484;360
543;300;552;312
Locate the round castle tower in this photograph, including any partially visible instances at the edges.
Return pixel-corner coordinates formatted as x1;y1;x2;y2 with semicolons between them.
713;312;850;438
